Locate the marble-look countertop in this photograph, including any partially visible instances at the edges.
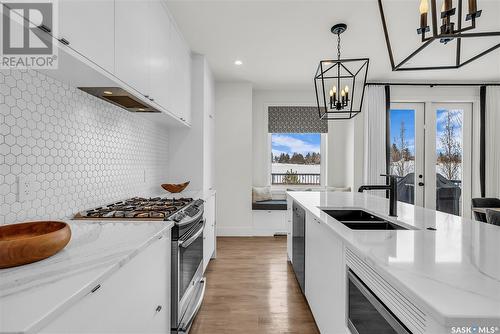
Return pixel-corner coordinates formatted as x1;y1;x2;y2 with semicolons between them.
0;219;174;334
287;191;500;327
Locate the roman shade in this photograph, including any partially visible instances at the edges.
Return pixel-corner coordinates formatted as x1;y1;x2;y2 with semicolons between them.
268;106;327;133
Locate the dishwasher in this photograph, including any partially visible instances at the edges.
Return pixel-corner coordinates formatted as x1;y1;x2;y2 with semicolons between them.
292;202;305;293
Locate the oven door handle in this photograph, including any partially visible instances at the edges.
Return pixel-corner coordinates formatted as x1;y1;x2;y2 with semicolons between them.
179;220;205;248
178;277;206;333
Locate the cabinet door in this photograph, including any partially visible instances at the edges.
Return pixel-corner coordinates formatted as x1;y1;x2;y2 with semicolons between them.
115;0;151;96
58;0;115;73
41;235;170;334
169;23;191;123
305;214;345;333
203;194;216;271
148;0;172;111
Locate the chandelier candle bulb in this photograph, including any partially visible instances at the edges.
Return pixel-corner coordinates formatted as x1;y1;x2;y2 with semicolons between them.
419;0;429;28
468;0;477;14
345;85;349;101
443;0;452;12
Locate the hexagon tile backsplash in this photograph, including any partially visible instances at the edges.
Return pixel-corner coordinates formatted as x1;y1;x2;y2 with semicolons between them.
0;69;170;225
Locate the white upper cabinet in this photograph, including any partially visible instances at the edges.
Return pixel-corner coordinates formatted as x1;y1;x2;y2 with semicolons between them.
114;0;151;96
169;22;192;124
55;0;191;125
58;0;115;74
149;0;172;112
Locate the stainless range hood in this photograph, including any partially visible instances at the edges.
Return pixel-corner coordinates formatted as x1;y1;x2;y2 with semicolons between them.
78;87;160;113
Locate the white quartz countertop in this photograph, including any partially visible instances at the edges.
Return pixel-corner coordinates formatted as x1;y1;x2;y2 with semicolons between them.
0;219;174;334
287;191;500;326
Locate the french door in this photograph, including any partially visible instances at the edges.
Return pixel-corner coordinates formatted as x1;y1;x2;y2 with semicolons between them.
389;102;472;217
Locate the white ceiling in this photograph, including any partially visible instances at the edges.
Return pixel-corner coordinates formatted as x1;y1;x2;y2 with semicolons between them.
166;0;500;90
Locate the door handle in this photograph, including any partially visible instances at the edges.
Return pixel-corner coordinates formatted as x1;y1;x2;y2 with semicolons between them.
418;182;425;186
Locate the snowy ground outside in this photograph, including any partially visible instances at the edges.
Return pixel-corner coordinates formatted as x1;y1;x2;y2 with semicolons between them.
271;163;320;174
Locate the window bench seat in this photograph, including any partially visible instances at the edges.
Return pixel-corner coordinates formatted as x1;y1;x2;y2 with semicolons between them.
252;200;287;211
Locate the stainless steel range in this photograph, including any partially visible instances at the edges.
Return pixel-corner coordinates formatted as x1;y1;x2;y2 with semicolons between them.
73;196;206;334
169;199;206;334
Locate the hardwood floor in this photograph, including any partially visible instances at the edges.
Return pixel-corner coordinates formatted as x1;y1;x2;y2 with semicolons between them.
190;237;320;334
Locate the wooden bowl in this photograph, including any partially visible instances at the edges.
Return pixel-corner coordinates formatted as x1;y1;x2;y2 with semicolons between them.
0;221;71;269
161;181;190;194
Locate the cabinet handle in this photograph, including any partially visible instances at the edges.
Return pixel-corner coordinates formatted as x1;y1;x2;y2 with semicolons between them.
39;25;51;33
91;284;101;293
150;98;154;101
59;38;70;45
155;305;162;313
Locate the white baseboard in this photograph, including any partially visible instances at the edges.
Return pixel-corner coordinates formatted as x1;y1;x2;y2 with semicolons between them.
252;229;286;236
216;226;287;237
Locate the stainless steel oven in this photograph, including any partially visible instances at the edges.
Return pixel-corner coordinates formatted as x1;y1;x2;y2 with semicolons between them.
347;269;411;334
171;200;206;334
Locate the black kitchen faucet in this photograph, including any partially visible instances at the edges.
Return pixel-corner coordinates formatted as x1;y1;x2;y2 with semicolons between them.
358;174;398;217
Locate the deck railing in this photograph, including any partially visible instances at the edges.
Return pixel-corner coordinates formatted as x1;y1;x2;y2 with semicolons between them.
271;173;321;185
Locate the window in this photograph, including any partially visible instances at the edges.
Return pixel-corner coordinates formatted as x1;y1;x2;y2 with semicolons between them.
270;133;323;186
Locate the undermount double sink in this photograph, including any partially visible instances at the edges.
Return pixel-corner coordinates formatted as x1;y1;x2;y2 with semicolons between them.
321;209;410;230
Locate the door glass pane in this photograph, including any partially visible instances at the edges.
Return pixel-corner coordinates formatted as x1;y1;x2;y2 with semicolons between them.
389;109;416;205
435;108;463;215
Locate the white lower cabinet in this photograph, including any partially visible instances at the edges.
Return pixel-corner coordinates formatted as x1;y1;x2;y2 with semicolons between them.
40;234;171;334
305;213;346;334
203;193;216;271
252;210;286;236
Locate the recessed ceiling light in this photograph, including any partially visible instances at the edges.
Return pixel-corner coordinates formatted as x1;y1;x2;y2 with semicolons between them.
103;90;113;95
234;60;243;66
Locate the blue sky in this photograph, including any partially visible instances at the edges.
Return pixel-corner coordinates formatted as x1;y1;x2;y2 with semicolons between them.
390;109;415;154
271;133;320;156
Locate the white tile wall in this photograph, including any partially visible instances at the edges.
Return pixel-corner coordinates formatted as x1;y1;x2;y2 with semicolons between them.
0;69;170;225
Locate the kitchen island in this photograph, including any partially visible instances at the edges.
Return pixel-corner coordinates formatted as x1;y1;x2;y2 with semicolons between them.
286;191;500;334
0;219;174;334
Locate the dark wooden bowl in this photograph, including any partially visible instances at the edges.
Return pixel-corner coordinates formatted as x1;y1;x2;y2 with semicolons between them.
0;221;71;269
161;181;190;194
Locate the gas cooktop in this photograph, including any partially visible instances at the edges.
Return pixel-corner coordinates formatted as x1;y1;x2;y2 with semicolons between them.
74;197;193;220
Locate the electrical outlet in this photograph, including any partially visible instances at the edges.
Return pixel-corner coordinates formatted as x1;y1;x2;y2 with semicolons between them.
17;176;31;202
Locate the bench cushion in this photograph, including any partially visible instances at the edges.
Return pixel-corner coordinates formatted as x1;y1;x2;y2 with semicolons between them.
252;200;287;211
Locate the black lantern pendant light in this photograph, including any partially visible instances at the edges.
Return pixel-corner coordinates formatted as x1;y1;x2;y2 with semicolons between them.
378;0;500;71
314;24;369;120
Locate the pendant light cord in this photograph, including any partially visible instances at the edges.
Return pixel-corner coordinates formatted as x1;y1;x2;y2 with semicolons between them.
337;34;341;60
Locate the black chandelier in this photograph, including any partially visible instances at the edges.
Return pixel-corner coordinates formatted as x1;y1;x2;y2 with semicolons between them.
314;24;369;120
378;0;500;71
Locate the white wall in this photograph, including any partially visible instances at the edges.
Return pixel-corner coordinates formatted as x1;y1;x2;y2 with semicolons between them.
215;82;253;236
0;69;170;225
